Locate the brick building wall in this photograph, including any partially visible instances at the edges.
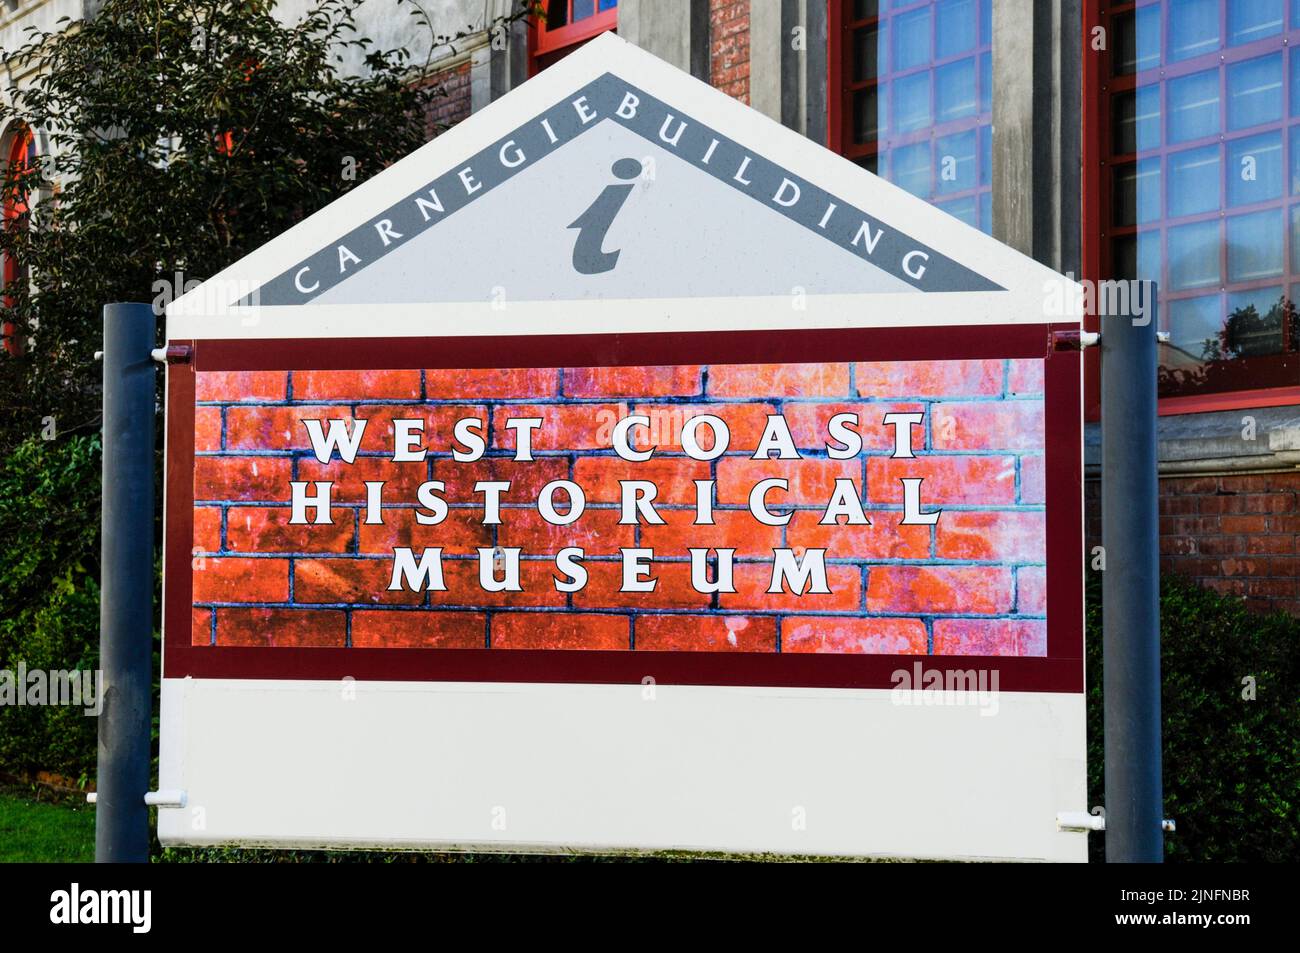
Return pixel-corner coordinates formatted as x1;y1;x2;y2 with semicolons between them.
709;0;750;103
190;359;1048;655
1086;471;1300;616
424;60;473;138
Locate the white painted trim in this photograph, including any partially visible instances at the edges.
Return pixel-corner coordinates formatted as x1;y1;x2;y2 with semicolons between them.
168;289;1070;340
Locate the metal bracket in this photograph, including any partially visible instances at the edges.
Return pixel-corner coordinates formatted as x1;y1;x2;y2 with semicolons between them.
1053;330;1167;352
150;344;193;364
86;789;188;809
1052;330;1100;352
1057;810;1175;833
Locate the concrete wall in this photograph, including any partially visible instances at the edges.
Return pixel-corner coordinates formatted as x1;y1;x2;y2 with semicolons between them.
991;0;1081;276
273;0;489;78
619;0;710;80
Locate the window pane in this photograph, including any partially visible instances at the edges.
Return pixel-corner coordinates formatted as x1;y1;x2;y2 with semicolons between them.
1228;0;1284;46
893;7;932;71
1114;4;1162;75
1168;69;1220;143
979;51;991;113
893;71;931;131
936;129;977;193
1292;45;1300;118
1227;53;1282;130
1226;131;1282;205
1169;295;1226;358
573;0;596;20
979;0;992;45
1227;207;1283;280
852;86;883;143
1224;285;1287;356
1168;145;1221;217
598;0;618;9
1113;85;1162;154
1169;219;1223;289
1113;158;1162;225
979;191;991;234
1169;0;1221;61
935;57;977;121
1291;205;1300;271
1290;126;1300;192
979;124;991;186
937;194;978;227
1139;229;1162;281
1111;231;1161;281
935;0;977;59
546;0;569;28
1112;235;1139;279
892;141;932;197
853;25;884;82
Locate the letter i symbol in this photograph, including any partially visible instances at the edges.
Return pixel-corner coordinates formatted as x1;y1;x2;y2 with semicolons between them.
568;158;643;275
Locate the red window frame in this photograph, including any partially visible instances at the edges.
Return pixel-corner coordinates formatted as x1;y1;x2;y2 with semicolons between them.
529;0;619;76
2;125;35;357
1081;0;1300;418
826;0;858;162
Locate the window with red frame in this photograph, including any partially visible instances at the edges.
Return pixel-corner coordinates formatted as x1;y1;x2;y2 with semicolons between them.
828;0;994;233
531;0;618;74
1089;0;1300;405
2;126;35;358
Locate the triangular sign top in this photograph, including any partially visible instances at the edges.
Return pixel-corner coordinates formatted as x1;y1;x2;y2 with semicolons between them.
171;33;1073;339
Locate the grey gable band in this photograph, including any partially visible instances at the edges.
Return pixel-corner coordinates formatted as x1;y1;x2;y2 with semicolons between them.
243;73;1004;307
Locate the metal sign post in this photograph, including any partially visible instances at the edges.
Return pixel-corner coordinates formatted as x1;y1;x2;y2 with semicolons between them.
96;302;157;863
1099;287;1164;863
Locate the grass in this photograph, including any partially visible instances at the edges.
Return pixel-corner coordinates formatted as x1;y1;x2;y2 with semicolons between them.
0;784;673;862
0;785;876;862
0;784;95;862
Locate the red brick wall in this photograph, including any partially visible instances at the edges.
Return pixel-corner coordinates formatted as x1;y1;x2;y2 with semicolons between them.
191;359;1048;655
710;0;750;103
1086;472;1300;615
424;60;472;138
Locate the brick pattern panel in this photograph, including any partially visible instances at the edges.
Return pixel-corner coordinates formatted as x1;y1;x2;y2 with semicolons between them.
710;0;750;103
192;360;1047;654
1087;471;1300;616
423;60;472;137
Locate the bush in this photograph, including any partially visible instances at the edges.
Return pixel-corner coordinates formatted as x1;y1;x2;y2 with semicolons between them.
1087;574;1299;862
0;435;102;783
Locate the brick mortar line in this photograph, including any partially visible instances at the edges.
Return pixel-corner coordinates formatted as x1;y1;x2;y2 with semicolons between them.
196;449;1046;458
197;394;1046;406
197;553;1047;567
195;501;1048;512
196;603;1046;620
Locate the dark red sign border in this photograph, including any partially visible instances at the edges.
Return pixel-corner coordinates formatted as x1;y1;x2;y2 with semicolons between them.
164;323;1084;692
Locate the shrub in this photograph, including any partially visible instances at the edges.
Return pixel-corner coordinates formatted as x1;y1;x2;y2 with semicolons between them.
1087;574;1299;862
0;435;102;782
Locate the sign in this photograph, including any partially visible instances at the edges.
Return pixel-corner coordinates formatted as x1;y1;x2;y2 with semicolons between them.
162;33;1086;860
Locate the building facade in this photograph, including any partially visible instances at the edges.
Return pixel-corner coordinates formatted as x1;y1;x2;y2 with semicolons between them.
3;0;1298;613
